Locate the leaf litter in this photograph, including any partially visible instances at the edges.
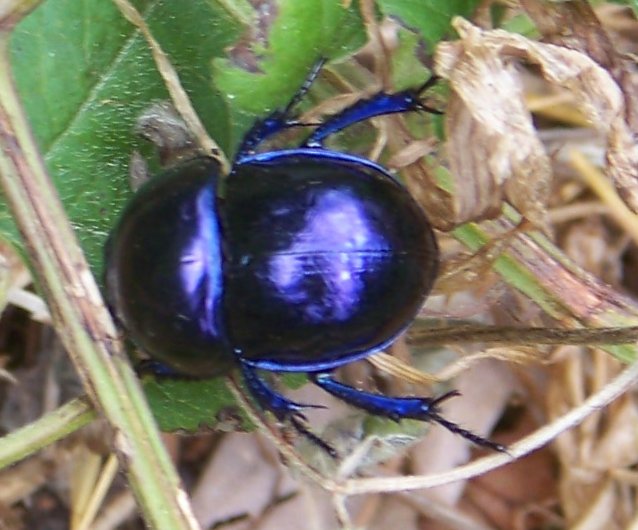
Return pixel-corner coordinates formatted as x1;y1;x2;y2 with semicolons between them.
4;2;638;530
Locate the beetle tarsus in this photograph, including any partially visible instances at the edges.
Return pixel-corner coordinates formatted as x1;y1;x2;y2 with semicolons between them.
288;414;339;458
425;411;507;453
282;57;326;115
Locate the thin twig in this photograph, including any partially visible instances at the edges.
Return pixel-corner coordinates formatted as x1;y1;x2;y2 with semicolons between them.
338;359;638;495
409;323;638;347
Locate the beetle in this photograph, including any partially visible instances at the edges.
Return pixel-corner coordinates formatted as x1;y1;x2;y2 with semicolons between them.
104;61;505;455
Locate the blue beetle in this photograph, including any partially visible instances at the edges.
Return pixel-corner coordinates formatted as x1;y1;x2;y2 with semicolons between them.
105;62;504;454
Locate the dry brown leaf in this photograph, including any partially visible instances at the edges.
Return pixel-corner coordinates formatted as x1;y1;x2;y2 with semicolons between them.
567;480;617;530
409;360;514;505
464;412;558;530
190;433;298;528
435;18;638;223
590;396;638;470
434;20;552;225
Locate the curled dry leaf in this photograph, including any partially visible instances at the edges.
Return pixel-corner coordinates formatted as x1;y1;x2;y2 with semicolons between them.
434;18;637;224
434;19;551;226
590;396;638;470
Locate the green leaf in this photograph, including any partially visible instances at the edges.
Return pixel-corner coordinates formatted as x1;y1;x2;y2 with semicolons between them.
144;377;249;433
390;29;432;91
212;0;366;150
378;0;481;50
7;0;242;269
5;0;366;270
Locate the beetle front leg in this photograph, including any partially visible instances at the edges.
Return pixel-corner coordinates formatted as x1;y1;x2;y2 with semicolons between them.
239;362;337;456
310;372;506;452
303;75;441;148
234;58;325;160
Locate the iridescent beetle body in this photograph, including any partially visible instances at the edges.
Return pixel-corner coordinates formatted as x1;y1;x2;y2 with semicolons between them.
105;63;504;454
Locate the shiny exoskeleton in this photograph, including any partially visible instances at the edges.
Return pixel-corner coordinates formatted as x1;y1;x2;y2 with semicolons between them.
105;63;505;454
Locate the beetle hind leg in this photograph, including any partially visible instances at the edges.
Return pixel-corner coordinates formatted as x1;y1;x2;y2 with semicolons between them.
311;372;506;453
239;362;338;457
135;359;198;379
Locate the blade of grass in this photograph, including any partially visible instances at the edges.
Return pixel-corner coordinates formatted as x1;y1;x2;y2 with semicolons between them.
0;397;96;469
453;218;638;363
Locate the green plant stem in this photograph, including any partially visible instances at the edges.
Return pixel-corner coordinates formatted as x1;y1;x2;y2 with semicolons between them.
0;397;96;469
0;20;200;530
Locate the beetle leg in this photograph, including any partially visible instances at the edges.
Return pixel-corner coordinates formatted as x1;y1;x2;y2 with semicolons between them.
303;75;441;148
310;372;506;452
234;58;326;160
280;58;326;115
240;362;321;418
135;359;198;379
239;363;338;456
